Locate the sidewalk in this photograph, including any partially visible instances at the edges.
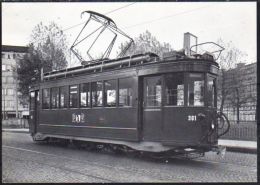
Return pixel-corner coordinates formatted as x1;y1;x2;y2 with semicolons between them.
2;128;257;154
218;139;257;154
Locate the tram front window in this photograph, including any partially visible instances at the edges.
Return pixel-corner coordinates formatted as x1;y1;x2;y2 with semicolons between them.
187;73;204;106
165;73;184;106
208;76;216;107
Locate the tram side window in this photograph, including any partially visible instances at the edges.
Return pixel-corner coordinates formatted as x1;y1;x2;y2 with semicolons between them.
42;88;50;109
80;83;90;107
208;77;216;107
104;79;117;107
119;78;133;107
165;73;184;106
91;81;103;107
69;85;79;108
146;77;162;107
60;86;68;108
187;73;204;106
51;87;59;109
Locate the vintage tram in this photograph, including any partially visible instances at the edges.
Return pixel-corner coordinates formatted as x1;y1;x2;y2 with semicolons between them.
28;11;229;158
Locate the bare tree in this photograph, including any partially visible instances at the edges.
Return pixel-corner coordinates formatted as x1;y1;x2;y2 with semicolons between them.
216;38;248;124
17;22;69;102
216;39;247;113
117;30;173;58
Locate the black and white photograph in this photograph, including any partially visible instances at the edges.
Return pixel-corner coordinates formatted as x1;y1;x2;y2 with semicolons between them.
2;1;257;183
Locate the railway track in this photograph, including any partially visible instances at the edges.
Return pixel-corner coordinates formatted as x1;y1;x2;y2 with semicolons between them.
2;145;182;182
3;143;256;182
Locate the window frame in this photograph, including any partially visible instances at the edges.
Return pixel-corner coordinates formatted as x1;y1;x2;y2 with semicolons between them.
164;72;185;107
51;87;60;109
104;79;117;107
91;81;103;107
80;83;91;108
69;84;79;108
186;72;205;107
207;74;217;108
59;86;68;109
42;88;51;109
144;75;162;108
118;77;134;107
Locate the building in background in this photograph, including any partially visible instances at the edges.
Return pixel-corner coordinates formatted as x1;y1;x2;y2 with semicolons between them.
220;62;257;124
2;45;29;119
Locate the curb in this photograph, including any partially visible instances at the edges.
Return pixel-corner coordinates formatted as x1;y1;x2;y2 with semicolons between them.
225;146;257;154
2;129;29;134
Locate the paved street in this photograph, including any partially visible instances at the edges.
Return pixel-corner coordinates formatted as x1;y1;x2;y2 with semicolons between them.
2;132;257;183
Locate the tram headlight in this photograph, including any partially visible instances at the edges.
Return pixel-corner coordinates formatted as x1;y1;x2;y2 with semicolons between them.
211;122;215;130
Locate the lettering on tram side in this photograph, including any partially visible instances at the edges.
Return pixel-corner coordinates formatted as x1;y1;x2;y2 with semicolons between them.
72;113;85;123
188;115;197;122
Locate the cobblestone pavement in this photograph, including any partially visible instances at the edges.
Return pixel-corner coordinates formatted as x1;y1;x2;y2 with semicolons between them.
2;132;257;183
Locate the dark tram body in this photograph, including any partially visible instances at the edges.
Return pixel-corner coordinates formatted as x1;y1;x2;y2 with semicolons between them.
29;34;228;156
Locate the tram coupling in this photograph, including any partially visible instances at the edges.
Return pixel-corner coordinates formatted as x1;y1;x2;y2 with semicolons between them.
212;145;226;158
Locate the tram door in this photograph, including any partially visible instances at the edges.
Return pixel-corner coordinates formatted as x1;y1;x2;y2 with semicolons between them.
29;90;39;134
142;76;162;141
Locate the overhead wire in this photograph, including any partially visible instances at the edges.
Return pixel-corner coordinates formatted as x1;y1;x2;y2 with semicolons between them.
122;4;212;29
32;2;137;44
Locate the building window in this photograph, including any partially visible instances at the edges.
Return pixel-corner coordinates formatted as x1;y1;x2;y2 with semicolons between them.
2;65;6;71
145;76;162;107
42;88;50;109
69;85;79;108
91;81;103;107
60;86;68;108
6;65;12;71
5;101;10;108
187;73;204;106
13;54;16;59
7;77;13;83
10;101;14;108
2;77;6;83
104;79;117;107
7;88;14;95
80;83;90;107
2;88;6;95
7;54;10;59
165;73;184;106
51;87;59;109
2;54;5;59
119;78;133;107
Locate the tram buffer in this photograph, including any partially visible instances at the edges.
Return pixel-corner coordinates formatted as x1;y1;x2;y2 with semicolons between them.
29;11;230;158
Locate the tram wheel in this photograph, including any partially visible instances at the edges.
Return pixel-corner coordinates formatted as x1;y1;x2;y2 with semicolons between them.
109;144;125;155
58;139;70;147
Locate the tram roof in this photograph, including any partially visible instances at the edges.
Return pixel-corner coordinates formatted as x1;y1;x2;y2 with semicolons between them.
42;51;218;81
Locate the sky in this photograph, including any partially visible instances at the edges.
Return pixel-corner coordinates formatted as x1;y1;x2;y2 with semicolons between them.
2;2;257;67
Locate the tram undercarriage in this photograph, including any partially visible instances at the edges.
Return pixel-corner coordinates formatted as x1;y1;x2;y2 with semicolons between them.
32;131;227;159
